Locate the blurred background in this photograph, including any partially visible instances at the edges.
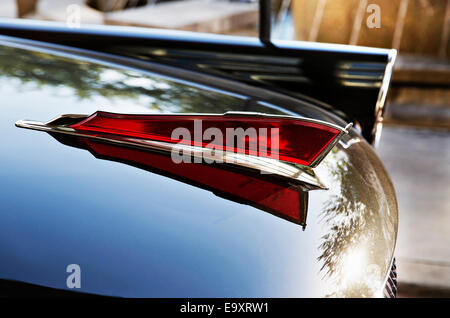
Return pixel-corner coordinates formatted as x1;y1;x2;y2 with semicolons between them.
1;0;449;297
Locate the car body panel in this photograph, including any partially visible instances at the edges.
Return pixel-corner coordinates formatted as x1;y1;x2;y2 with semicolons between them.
0;36;397;297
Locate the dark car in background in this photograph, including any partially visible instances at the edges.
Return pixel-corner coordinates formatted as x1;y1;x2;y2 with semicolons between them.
0;15;397;297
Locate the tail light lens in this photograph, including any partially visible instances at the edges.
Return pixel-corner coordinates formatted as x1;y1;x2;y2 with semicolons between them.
70;111;345;167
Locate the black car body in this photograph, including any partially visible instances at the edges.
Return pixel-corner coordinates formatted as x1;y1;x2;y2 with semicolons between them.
0;18;397;297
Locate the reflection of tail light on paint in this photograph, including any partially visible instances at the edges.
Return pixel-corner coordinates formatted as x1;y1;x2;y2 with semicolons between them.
67;137;309;226
16;111;351;228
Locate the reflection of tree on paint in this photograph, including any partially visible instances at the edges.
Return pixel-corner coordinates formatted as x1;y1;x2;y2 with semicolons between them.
317;143;396;297
0;46;248;114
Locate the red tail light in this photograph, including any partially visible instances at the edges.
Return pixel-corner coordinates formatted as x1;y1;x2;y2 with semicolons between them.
16;111;350;228
69;111;346;167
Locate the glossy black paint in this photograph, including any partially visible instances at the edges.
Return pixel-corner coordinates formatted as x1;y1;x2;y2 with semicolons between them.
0;19;393;143
0;41;397;297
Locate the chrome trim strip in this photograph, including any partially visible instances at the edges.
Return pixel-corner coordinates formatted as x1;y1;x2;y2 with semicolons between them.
372;49;397;147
